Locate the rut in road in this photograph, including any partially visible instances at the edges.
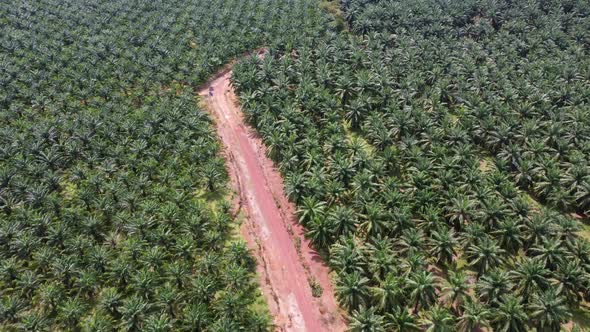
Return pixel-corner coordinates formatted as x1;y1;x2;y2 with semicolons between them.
198;62;346;332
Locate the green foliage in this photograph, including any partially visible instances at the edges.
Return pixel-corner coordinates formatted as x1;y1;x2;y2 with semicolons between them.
232;0;590;329
0;0;330;329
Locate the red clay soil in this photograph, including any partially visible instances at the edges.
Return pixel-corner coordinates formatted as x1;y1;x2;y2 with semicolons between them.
198;65;346;331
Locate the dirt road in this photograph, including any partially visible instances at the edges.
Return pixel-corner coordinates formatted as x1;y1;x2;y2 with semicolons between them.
198;66;346;331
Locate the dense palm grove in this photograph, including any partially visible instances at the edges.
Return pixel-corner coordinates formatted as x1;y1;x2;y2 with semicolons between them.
0;0;327;330
343;0;590;216
233;0;590;330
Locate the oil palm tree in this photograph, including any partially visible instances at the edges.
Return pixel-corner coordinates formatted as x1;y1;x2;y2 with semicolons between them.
297;196;326;226
119;295;149;331
336;271;371;311
529;237;567;270
445;193;475;231
407;270;438;314
510;257;551;303
330;236;366;275
348;306;386;332
466;237;506;277
529;287;572;332
476;268;513;305
307;215;335;249
554;259;588;305
385;306;419;332
429;228;458;266
420;305;456;332
493;218;524;254
441;270;470;314
493;295;528;332
456;299;491;332
327;205;359;238
370;272;407;312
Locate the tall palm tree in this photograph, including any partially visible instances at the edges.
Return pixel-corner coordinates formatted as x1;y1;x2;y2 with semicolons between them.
81;310;115;331
18;310;50;332
181;303;211;331
397;228;426;256
523;213;554;249
445;193;475;231
327;205;359;238
554;259;588;305
98;287;121;315
366;236;396;280
119;295;149;331
479;195;510;230
330;235;366;275
359;202;389;237
143;313;173;332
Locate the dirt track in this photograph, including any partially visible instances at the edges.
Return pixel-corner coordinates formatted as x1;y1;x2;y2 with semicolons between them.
198;63;346;332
